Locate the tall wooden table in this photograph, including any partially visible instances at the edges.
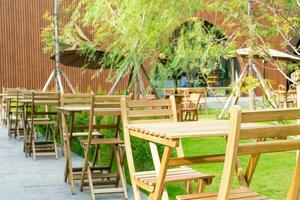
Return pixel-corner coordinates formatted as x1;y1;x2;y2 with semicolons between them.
58;106;121;194
126;120;272;199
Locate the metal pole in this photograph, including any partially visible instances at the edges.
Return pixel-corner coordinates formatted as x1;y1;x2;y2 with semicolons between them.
247;0;255;110
54;0;63;94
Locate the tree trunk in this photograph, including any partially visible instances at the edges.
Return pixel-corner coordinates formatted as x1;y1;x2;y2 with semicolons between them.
140;64;160;98
124;66;134;95
137;70;146;98
108;72;124;95
252;64;277;109
218;67;247;119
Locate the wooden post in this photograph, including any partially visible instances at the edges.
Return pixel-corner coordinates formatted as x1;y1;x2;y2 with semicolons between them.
54;0;62;93
291;70;300;160
247;0;256;111
297;83;300;159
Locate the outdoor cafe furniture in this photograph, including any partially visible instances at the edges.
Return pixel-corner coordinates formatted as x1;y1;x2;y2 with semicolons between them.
60;93;103;152
120;97;214;200
22;91;60;160
181;92;207;121
121;98;292;199
176;107;300;200
59;94;131;198
5;88;25;139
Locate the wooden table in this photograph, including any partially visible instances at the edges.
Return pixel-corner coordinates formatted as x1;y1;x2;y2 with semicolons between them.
126;120;271;199
58;105;121;194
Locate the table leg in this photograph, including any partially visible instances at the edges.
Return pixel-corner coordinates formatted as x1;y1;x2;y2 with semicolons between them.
125;129;142;200
287;153;300;199
244;153;261;185
150;145;171;200
149;142;169;200
61;112;75;194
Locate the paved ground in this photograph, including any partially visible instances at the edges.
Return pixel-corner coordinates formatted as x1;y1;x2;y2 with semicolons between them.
0;126;144;200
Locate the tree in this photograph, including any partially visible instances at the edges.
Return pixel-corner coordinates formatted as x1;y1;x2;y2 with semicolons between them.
42;0;300;105
43;0;207;97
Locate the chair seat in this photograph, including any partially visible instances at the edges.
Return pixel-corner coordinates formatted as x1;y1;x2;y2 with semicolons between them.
28;118;57;125
176;188;268;200
134;167;213;186
72;132;102;137
80;138;124;145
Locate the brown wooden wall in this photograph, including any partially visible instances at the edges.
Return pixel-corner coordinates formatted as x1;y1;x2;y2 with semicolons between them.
0;0;127;93
0;0;290;93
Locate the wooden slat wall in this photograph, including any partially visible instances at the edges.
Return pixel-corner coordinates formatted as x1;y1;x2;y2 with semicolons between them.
0;0;127;93
0;0;288;93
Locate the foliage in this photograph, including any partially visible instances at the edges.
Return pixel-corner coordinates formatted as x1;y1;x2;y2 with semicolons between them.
155;19;237;82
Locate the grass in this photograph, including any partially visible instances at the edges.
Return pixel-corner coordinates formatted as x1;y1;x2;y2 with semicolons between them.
165;109;296;200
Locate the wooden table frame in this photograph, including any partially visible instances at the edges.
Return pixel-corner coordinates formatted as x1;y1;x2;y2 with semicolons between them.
59;106;123;194
126;120;270;199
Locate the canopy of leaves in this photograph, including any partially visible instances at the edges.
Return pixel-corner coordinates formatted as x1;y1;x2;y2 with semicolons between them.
41;0;300;93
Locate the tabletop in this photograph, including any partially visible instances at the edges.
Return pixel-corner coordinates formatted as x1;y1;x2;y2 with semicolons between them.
58;106;121;115
127;120;270;139
19;99;59;105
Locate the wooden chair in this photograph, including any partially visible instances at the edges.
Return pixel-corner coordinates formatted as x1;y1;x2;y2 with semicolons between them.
163;88;176;98
181;92;207;121
60;93;104;185
121;96;214;200
61;93;103;141
177;106;300;200
274;84;287;108
6;88;25;139
24;91;60;160
287;84;297;108
79;95;131;200
0;87;7;127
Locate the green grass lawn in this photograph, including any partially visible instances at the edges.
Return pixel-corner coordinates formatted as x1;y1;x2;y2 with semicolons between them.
165;109;297;200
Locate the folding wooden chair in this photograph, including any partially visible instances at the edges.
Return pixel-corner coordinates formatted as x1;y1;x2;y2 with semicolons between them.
181;92;206;121
0;87;7;127
177;106;300;200
60;93;103;148
121;97;214;200
60;93;104;185
24;91;60;160
6;88;25;139
79;95;131;200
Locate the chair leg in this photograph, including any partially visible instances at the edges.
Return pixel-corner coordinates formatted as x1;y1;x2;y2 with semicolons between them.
87;167;96;200
115;146;128;199
196;179;207;193
32;140;36;160
53;125;59;159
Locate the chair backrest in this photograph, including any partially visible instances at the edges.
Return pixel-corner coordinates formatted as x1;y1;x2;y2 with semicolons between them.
91;95;132;115
163;88;176;97
31;91;60;117
120;96;177;125
218;106;300;199
61;93;92;106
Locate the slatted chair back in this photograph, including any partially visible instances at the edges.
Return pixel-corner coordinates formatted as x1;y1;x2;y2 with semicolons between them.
30;91;60;118
93;95;132;111
61;93;92;107
87;94;132;138
121;96;177;125
218;106;300;199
